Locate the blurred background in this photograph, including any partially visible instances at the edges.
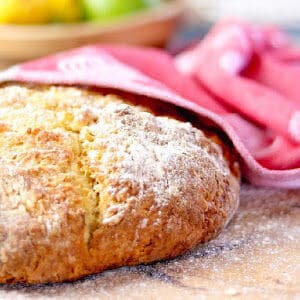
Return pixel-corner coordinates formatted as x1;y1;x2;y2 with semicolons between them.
184;0;300;24
0;0;299;69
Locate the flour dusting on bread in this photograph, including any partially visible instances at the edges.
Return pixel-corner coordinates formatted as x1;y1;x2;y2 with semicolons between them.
81;103;231;225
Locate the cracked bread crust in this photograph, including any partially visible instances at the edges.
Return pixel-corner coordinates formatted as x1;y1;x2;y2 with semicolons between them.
0;84;240;283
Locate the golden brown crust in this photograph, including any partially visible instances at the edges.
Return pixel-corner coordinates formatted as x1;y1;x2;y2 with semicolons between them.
0;84;240;283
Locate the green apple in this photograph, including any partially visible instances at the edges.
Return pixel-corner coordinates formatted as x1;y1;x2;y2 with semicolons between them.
82;0;158;21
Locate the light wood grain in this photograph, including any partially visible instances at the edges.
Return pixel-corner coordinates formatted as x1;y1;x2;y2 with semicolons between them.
0;185;299;299
0;0;183;66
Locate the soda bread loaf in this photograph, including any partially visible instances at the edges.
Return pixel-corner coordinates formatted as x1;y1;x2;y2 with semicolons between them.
0;84;240;283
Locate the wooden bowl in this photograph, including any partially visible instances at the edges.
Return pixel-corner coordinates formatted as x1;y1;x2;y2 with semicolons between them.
0;0;183;68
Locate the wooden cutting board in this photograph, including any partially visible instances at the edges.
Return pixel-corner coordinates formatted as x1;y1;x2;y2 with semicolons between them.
0;184;299;299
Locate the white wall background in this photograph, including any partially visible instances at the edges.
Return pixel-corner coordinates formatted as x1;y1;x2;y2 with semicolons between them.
184;0;300;24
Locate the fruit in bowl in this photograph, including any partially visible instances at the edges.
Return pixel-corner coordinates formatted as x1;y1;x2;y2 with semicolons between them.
82;0;159;21
0;0;161;24
0;0;81;24
0;0;51;24
50;0;82;22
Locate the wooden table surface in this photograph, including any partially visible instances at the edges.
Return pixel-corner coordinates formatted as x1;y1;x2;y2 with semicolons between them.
0;184;299;299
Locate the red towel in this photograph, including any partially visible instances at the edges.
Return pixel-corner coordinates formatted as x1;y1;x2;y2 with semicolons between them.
175;20;300;182
0;20;299;188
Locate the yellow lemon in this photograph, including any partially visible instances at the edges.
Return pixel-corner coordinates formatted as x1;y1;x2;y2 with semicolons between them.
0;0;51;24
50;0;81;22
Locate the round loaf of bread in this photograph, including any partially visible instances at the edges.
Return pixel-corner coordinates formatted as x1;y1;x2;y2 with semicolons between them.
0;84;240;284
